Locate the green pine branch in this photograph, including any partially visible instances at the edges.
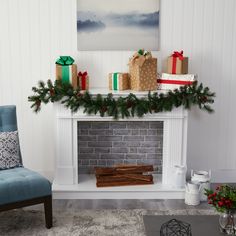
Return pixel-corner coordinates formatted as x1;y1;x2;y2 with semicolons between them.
28;80;215;118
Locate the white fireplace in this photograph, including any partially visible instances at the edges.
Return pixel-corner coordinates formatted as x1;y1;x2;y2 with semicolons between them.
52;89;188;199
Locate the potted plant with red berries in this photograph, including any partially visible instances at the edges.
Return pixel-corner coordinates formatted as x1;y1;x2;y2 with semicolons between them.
205;185;236;235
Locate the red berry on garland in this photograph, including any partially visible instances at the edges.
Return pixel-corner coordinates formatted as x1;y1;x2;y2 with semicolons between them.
77;92;82;97
101;106;107;113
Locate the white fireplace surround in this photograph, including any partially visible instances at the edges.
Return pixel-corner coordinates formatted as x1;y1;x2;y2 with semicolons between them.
53;90;188;199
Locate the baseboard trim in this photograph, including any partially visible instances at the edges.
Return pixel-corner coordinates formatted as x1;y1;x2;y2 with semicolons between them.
211;169;236;183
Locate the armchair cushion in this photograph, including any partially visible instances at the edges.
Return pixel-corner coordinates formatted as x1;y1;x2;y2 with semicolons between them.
0;106;18;132
0;131;22;170
0;167;51;205
0;105;22;164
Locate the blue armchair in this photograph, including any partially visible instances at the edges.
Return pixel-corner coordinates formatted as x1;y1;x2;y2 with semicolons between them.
0;105;52;228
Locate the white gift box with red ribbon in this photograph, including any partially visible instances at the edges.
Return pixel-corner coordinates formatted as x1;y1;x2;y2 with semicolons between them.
157;73;197;90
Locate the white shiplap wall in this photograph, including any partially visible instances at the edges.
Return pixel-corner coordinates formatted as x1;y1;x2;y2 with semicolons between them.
0;0;235;181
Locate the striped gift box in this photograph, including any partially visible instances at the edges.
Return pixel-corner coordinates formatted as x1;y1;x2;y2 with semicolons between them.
157;73;196;90
108;72;130;91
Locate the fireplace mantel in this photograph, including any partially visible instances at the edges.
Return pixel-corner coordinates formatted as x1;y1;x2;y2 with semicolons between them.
53;94;188;199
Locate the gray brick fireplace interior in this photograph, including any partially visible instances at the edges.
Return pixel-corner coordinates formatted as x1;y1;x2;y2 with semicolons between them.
77;121;163;174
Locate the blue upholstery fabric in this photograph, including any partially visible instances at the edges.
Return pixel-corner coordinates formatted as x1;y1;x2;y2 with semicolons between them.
0;105;22;165
0;167;51;205
0;106;18;132
0;105;51;206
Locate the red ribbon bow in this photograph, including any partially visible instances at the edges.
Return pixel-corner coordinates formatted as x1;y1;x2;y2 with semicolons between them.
172;50;184;60
78;71;88;77
171;50;184;74
78;71;88;90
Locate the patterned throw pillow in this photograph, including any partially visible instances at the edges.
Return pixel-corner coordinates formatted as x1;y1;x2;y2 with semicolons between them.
0;131;22;170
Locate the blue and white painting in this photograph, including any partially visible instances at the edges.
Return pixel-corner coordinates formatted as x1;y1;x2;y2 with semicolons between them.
77;0;159;50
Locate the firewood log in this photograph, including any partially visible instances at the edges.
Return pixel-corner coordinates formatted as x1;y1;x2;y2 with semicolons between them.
96;179;154;187
96;174;153;183
95;165;154;176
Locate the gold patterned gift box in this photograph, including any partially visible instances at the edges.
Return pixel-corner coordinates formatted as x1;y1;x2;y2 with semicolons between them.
108;73;130;91
129;50;157;91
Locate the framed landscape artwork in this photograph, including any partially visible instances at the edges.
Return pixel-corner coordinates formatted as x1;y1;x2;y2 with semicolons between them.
77;0;160;51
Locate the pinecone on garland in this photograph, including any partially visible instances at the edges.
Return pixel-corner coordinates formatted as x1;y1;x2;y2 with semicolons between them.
49;88;55;96
200;96;208;103
36;100;41;110
100;106;108;114
126;101;134;108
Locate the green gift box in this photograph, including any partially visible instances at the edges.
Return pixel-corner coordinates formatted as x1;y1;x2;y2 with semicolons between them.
55;56;77;88
108;73;130;91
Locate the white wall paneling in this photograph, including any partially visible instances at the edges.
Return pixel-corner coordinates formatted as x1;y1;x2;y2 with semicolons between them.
0;0;236;182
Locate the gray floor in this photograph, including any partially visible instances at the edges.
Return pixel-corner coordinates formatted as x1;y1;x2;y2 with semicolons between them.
41;183;219;211
27;182;224;211
27;199;211;211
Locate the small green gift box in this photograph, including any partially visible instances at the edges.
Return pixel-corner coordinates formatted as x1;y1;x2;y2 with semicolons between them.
55;56;77;88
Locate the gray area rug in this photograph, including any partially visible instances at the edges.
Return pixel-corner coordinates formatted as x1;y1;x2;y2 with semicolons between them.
0;209;217;236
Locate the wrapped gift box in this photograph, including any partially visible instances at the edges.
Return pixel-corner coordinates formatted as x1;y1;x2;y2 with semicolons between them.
109;72;130;91
129;50;157;91
55;56;77;89
78;71;89;90
157;73;196;90
167;51;188;74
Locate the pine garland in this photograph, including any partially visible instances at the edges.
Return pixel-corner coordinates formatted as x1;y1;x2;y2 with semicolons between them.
28;80;215;119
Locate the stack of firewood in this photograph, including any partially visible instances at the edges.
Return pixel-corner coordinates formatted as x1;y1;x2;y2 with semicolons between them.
95;164;154;187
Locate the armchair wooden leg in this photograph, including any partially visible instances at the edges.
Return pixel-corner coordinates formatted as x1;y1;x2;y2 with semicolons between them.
44;195;53;229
